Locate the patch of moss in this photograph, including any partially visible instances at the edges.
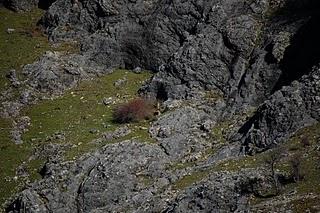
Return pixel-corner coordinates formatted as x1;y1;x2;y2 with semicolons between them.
169;161;197;171
173;169;210;190
215;155;261;172
210;120;231;144
204;90;224;102
290;196;320;212
26;159;44;181
287;123;320;149
120;123;156;143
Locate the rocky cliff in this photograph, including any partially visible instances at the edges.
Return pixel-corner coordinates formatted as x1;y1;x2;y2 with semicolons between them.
1;0;320;212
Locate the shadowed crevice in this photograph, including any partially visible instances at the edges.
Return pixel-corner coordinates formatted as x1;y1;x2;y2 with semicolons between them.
272;13;320;92
38;0;56;10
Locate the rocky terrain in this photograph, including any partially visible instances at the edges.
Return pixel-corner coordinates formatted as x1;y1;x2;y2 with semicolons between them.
0;0;320;212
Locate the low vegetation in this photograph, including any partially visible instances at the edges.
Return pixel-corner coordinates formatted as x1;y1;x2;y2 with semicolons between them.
113;98;155;124
0;69;153;209
0;7;155;209
0;8;78;92
171;122;320;212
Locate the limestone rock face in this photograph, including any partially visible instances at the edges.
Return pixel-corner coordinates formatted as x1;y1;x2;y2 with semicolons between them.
36;0;319;105
239;66;320;154
4;0;320;212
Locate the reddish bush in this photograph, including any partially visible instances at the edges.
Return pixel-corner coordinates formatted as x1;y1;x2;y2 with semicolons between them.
113;98;154;123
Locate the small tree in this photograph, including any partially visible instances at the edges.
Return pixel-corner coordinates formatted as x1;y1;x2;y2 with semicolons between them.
113;98;154;123
289;153;303;182
264;147;285;195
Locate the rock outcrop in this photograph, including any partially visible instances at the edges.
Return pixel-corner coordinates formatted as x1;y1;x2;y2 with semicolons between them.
3;0;38;11
36;0;320;105
4;0;56;11
6;139;275;213
3;0;320;212
239;66;320;154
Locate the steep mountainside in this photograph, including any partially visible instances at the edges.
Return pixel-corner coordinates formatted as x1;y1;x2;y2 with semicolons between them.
1;0;319;212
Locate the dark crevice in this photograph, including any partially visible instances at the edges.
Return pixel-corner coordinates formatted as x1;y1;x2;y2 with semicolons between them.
238;113;259;135
156;83;168;101
38;0;56;10
237;71;247;91
124;43;143;70
39;163;51;178
272;13;320;92
221;34;237;53
237;53;258;91
264;43;277;65
188;23;198;36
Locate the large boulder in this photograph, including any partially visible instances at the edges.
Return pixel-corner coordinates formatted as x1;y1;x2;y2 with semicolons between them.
238;66;320;154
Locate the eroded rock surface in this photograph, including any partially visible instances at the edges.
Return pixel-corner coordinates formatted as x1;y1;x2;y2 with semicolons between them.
3;0;320;212
239;66;320;154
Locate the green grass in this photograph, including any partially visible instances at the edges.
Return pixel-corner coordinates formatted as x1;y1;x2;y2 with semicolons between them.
0;7;78;92
290;196;320;212
0;69;153;210
172;122;320;199
210;120;230;144
0;118;31;209
278;123;320;196
0;7;153;209
247;123;320;211
22;70;153;158
172;169;210;190
0;8;50;209
0;8;47;91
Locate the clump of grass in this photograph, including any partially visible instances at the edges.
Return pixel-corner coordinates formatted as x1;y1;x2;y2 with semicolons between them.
173;170;210;190
204;90;224;102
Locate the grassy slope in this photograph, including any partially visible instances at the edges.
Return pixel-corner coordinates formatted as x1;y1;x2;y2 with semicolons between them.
0;8;77;90
0;8;49;90
0;7;153;210
0;68;153;210
0;7;51;208
1;5;318;213
22;69;154;161
171;123;320;211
